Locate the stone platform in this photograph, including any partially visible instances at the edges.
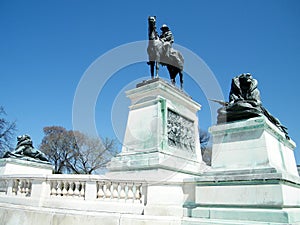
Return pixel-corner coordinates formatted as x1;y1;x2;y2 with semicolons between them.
0;78;300;225
210;116;298;176
0;158;53;175
184;116;300;224
107;78;207;180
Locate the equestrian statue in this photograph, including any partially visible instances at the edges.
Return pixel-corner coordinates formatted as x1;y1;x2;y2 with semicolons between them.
147;16;184;89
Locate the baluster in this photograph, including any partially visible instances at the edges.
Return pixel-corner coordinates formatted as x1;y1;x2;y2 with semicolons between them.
112;182;118;200
24;180;28;196
73;181;80;198
22;180;26;195
2;179;8;195
25;179;31;197
119;183;126;202
105;182;111;199
127;183;134;203
102;183;107;200
110;182;114;200
12;179;19;195
68;182;74;197
56;181;63;196
124;183;128;201
140;185;144;204
79;182;85;198
134;184;141;203
19;180;25;195
97;182;105;199
50;180;58;196
62;181;69;196
17;180;21;195
132;183;137;202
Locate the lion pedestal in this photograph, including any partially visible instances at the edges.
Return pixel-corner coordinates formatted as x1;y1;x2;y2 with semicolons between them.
0;158;53;175
0;135;52;175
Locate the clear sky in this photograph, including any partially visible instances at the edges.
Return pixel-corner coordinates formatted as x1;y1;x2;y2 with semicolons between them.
1;0;300;163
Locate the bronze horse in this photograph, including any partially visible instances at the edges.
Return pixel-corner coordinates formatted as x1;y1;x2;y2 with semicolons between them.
147;16;184;89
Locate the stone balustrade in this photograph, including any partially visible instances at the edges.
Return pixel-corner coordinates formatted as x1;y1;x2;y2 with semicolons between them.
0;174;147;208
50;179;86;198
0;177;32;197
0;178;8;195
96;181;144;203
12;178;32;197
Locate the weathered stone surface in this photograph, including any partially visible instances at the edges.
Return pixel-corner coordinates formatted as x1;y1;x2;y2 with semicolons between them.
108;78;206;179
209;116;298;177
182;116;300;224
0;158;53;175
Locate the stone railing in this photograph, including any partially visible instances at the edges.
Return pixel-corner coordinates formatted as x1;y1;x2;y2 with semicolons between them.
0;174;147;213
96;181;143;203
0;174;192;218
46;176;145;204
49;179;86;198
0;177;32;197
12;178;32;197
0;178;9;195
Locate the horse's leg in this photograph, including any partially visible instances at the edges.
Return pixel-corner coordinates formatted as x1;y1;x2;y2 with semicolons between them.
171;70;175;85
149;61;155;79
179;70;184;90
168;66;176;85
171;78;175;85
155;61;159;78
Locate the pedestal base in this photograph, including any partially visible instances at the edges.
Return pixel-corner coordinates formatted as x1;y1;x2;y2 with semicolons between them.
107;150;207;182
183;116;300;224
0;158;53;175
209;116;298;177
185;171;300;224
107;78;205;181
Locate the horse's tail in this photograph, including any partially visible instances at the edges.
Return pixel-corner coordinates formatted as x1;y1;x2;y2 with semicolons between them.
178;51;184;65
170;50;184;71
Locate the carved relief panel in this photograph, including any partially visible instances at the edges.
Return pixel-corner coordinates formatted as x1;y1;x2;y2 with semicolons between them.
167;109;195;152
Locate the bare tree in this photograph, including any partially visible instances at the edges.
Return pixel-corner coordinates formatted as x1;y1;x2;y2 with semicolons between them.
199;129;212;166
67;133;118;174
40;126;118;174
0;106;17;156
40;126;76;173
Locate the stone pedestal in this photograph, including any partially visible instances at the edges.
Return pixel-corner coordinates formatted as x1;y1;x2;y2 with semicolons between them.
185;116;300;224
210;116;298;176
107;78;206;180
106;78;207;217
0;158;53;175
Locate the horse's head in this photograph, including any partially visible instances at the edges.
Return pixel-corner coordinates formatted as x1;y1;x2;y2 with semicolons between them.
148;16;156;28
148;16;158;40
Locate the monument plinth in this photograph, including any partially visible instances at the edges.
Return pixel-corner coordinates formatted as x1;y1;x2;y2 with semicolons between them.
0;135;53;175
107;78;206;180
185;73;300;224
186;117;300;223
0;158;53;175
210;116;298;177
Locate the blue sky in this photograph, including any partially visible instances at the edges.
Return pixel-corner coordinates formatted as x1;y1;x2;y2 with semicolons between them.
1;0;300;163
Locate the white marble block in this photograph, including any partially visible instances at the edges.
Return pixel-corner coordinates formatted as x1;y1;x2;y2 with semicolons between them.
0;158;53;175
185;116;300;224
210;116;298;177
108;78;205;178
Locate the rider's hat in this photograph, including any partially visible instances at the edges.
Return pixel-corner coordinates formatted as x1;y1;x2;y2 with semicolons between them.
160;24;169;31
